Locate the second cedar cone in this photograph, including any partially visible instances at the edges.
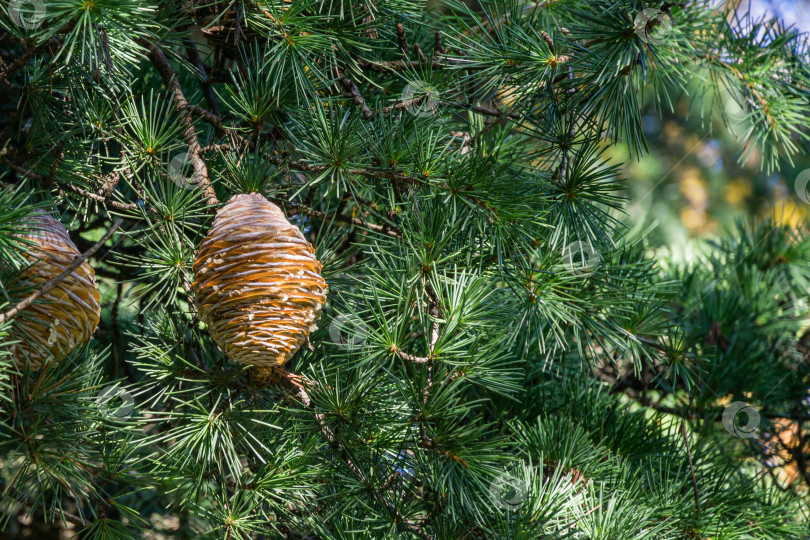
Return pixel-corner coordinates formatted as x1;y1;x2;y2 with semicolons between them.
192;193;327;368
9;211;101;370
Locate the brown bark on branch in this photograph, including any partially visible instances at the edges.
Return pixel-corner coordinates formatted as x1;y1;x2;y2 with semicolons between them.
140;41;220;207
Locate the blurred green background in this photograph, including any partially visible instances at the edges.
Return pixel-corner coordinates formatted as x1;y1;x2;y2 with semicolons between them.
614;0;810;245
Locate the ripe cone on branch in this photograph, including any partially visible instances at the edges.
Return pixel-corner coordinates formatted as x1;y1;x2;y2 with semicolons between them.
8;211;101;370
192;193;327;370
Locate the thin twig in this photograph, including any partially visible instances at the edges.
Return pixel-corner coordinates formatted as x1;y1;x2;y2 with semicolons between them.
0;155;139;212
356;58;444;73
0;56;26;92
425;281;441;354
61;183;139;212
0;219;123;325
394;347;430;364
97;170;121;198
338;72;373;119
185;39;221;118
433;31;445;57
413;43;428;64
201;143;231;154
396;23;409;57
0;40;56;85
180;273;198;319
445;101;522;121
141;41;219;207
422;280;441;401
309;393;434;539
267;371;434;539
261;153;423;188
382;94;427;114
47;144;65;184
540;30;555;53
269;197;400;237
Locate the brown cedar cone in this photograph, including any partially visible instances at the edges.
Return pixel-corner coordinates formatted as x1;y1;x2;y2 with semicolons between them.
192;193;327;369
8;211;101;370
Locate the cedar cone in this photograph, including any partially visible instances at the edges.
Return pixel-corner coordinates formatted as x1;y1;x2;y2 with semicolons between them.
8;211;101;370
192;193;327;368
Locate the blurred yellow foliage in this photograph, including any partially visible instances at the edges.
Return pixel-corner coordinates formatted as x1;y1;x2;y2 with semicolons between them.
662;120;684;144
684;135;703;154
679;168;708;207
680;208;707;231
722;177;752;206
768;200;808;229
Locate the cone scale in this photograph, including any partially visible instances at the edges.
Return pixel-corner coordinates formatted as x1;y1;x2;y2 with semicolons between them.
9;212;101;370
192;193;327;368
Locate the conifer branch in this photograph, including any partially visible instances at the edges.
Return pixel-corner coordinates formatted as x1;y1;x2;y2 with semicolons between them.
382;94;427;113
444;101;522;120
184;39;221;118
0;40;57;85
0;154;139;212
1;489;89;527
62;183;139;213
683;386;700;511
422;280;441;401
279;376;435;540
699;54;776;128
141;41;219;207
269;197;400;237
338;71;373;120
395;348;430;364
355;58;444;73
0;56;27;93
1;1;808;535
315;415;435;539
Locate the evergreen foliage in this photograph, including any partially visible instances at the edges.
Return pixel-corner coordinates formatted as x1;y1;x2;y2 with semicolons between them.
0;0;809;538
